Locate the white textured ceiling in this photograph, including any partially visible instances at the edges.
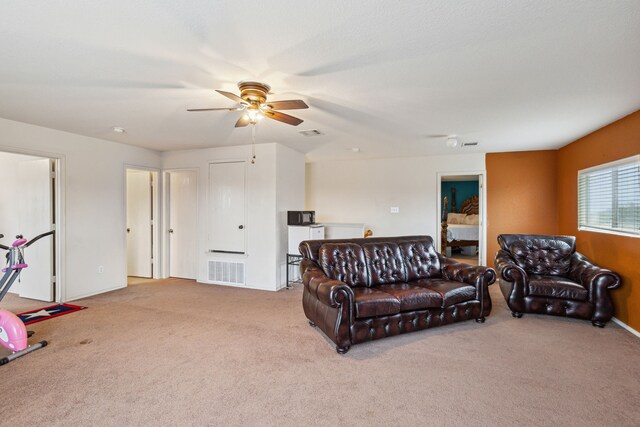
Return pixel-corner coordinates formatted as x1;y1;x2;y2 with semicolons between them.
1;1;639;161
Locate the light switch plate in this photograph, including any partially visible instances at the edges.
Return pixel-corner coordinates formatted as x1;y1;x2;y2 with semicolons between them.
390;207;400;213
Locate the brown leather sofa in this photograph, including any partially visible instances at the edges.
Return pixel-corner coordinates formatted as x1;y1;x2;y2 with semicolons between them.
300;236;496;354
495;234;622;327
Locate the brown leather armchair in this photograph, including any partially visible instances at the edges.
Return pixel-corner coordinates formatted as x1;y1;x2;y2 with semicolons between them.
495;234;621;327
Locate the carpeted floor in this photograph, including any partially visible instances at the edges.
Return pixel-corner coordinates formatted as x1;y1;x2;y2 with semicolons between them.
1;279;639;426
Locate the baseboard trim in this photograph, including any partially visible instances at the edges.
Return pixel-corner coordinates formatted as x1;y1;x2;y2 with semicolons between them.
65;284;127;302
612;317;640;338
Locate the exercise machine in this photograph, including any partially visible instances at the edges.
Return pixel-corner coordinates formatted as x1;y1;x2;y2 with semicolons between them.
0;230;54;365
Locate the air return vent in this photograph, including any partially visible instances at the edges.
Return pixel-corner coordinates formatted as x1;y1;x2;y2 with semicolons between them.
208;260;245;285
462;142;479;147
298;129;323;137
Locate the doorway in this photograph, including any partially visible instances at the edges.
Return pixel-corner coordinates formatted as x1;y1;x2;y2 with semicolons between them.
436;172;486;266
126;168;158;280
0;151;60;302
166;170;198;279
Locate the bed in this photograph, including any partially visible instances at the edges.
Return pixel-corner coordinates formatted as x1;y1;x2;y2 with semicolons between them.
440;195;479;256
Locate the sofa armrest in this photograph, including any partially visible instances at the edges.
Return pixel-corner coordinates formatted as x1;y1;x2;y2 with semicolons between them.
439;256;496;318
300;258;321;276
494;249;527;284
301;263;354;352
439;255;496;288
569;252;622;297
303;267;354;308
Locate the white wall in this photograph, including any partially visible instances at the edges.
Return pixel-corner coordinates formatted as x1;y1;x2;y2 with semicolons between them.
0;117;161;301
275;144;305;288
162;142;304;291
305;153;485;239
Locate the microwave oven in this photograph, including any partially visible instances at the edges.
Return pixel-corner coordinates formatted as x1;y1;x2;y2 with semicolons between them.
287;210;316;226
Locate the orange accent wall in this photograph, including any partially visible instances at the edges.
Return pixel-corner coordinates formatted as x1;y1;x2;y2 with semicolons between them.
557;110;640;330
486;150;558;268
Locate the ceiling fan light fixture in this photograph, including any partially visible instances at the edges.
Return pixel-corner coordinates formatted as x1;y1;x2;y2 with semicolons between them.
245;108;264;123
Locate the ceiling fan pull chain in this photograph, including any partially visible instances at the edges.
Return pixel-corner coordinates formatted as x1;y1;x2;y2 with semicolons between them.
251;124;256;164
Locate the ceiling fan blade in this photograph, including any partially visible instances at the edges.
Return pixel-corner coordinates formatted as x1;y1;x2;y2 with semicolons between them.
264;110;304;126
216;89;246;104
264;100;309;110
235;115;250;127
187;107;241;112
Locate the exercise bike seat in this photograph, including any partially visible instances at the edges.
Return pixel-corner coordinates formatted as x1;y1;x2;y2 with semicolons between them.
12;238;27;247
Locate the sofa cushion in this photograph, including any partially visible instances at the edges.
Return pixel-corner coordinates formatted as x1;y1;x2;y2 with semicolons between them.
376;283;443;311
353;287;401;318
502;236;575;276
362;242;406;285
528;275;588;301
399;239;441;281
319;243;369;287
414;278;476;307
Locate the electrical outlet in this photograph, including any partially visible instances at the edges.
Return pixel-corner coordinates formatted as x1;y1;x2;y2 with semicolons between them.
97;266;104;274
390;207;400;214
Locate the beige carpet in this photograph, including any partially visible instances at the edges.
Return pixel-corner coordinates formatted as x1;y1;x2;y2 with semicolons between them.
1;279;639;426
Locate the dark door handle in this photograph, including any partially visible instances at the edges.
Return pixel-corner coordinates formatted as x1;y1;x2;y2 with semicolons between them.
238;225;244;230
169;229;174;233
126;228;131;233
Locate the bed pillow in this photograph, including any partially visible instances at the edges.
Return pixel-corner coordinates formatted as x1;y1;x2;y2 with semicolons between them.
464;214;480;225
447;213;467;224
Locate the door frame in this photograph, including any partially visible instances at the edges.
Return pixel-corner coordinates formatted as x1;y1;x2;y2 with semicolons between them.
436;170;487;266
162;168;199;279
124;165;161;282
0;145;65;302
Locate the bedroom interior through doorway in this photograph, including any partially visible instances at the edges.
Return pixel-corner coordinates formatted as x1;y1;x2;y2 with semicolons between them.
437;173;485;266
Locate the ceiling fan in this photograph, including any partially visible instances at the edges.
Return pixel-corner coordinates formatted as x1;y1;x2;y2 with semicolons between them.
187;81;308;127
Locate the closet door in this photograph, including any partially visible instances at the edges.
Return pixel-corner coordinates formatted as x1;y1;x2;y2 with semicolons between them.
18;158;54;301
168;170;197;279
209;161;246;254
126;170;152;278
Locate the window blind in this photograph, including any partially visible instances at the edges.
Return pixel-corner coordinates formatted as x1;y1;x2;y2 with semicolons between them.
578;155;640;236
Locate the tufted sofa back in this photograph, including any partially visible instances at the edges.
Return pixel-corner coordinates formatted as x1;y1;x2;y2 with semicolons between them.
301;236;442;287
497;234;576;276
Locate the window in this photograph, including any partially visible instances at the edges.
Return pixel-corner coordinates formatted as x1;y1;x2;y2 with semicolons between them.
578;155;640;236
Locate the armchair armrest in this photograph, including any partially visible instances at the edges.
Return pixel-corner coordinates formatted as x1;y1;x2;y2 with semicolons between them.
494;249;527;284
569;252;622;297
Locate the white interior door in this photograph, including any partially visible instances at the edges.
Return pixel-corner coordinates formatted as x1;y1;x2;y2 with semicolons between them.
127;170;152;277
18;158;54;301
209;161;246;253
169;171;197;279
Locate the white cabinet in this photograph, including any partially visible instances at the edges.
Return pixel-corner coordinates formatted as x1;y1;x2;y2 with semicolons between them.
323;223;365;239
288;225;324;254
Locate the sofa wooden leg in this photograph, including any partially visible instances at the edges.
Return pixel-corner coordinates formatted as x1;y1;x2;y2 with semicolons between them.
592;321;606;328
475;316;486;323
512;312;523;318
336;345;350;354
308;320;316;327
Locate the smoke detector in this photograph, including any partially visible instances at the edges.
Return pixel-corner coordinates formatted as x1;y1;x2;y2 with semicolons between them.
445;135;459;148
